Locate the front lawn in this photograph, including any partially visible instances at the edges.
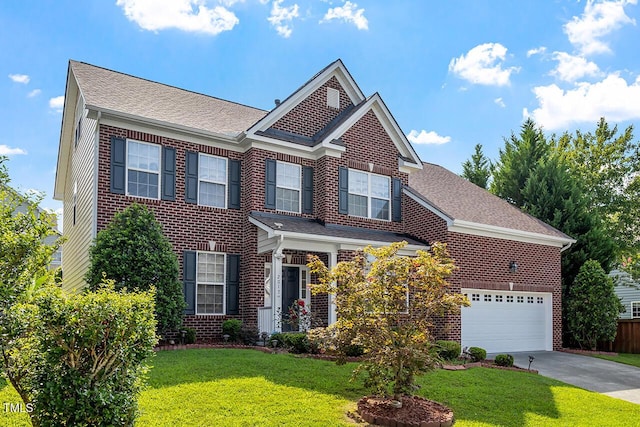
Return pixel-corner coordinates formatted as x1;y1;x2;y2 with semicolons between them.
592;352;640;368
1;348;639;426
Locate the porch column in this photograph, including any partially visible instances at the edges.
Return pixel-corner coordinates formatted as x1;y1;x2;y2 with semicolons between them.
272;249;284;332
328;251;338;325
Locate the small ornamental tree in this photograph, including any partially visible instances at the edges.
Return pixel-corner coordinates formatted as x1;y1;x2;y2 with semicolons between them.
307;241;469;401
86;204;185;335
567;260;624;350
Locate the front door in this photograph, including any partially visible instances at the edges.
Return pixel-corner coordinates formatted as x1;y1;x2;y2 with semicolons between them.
282;267;300;332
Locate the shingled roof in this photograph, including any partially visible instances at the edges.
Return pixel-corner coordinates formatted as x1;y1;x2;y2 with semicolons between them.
408;162;573;241
70;60;268;137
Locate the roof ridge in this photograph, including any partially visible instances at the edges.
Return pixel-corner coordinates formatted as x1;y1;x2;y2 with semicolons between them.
69;59;268;114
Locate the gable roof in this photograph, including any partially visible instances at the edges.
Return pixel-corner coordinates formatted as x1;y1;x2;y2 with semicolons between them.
70;60;268;137
408;163;575;247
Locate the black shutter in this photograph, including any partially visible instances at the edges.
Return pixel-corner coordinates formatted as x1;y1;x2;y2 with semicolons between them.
185;151;198;204
226;254;240;315
338;167;349;215
161;147;176;201
228;159;241;210
302;166;313;214
183;251;196;315
265;159;276;209
110;136;126;194
392;178;402;222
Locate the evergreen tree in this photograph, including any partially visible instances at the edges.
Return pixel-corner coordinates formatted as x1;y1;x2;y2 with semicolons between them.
491;118;549;206
567;260;624;350
461;143;492;189
86;204;185;335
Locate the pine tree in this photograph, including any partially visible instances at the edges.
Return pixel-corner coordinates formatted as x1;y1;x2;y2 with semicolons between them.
461;143;492;189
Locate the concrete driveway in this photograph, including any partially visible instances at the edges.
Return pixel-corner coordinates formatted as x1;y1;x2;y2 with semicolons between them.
491;351;640;405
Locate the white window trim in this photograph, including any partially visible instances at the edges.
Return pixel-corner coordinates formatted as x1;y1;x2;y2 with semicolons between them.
198;153;228;209
632;301;640;319
276;161;302;214
196;251;226;316
348;169;391;221
125;139;161;200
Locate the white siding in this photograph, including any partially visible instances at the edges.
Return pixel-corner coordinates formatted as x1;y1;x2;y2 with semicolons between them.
610;269;640;320
60;94;97;294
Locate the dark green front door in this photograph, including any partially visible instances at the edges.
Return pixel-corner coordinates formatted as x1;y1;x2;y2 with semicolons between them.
282;267;299;332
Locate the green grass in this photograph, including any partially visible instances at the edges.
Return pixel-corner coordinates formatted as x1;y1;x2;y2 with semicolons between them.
592;352;640;368
1;349;640;426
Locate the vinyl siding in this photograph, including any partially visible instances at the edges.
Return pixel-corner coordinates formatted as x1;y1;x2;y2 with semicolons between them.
611;269;640;320
61;95;96;293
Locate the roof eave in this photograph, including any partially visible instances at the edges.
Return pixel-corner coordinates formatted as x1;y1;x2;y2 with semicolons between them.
449;219;577;248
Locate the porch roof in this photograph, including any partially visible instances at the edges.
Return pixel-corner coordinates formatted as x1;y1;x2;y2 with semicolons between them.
249;211;427;248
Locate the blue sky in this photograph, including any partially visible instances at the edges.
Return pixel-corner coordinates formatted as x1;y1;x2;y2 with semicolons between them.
2;0;640;227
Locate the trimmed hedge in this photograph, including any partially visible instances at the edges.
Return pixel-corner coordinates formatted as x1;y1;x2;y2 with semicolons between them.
436;340;461;361
468;346;487;362
495;354;514;367
270;332;311;354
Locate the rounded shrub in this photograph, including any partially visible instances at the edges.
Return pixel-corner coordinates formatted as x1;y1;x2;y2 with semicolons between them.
468;346;487;362
436;340;461;361
494;354;514;367
222;319;242;342
183;327;196;344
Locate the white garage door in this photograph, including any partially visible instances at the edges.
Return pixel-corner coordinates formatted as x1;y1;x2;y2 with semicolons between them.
461;289;552;353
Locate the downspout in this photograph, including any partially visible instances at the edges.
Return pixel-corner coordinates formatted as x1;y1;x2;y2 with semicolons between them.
560;240;574;252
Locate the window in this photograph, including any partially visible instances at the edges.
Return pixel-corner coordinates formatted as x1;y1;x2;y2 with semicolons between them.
537;297;544;304
276;161;301;212
199;154;227;208
72;181;77;226
517;296;524;303
127;140;160;198
495;295;503;302
527;296;534;304
506;295;514;303
301;269;308;300
196;252;225;315
632;302;640;318
484;294;492;302
471;294;480;302
348;170;390;220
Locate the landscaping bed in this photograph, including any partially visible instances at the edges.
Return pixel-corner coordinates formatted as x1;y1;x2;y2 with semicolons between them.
357;395;454;427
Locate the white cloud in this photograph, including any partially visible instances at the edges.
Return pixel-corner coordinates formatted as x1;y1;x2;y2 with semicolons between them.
320;1;368;30
527;73;640;130
448;43;519;86
526;46;547;57
494;97;506;108
564;0;637;55
116;0;239;35
27;89;41;98
407;130;451;145
268;0;299;38
49;96;64;112
8;74;30;84
0;144;27;156
550;52;601;82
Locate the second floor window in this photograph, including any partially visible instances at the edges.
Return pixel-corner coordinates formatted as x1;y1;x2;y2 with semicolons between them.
199;154;227;208
348;170;390;220
127;140;160;199
276;161;301;213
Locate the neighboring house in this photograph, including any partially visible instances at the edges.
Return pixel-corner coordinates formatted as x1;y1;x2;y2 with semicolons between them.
54;59;574;352
610;269;639;319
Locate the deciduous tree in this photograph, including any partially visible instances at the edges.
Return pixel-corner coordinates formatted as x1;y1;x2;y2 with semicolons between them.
307;242;468;401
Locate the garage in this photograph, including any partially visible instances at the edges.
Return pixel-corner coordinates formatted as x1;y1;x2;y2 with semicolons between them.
461;288;553;353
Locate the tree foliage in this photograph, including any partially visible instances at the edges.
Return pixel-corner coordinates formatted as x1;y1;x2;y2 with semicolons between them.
307;242;468;401
556;118;640;264
86;204;185;335
567;260;624;350
491;118;549;206
461;143;492;189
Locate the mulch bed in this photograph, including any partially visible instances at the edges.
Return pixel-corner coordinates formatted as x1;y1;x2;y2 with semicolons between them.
560;348;618;356
357;395;454;427
441;360;538;374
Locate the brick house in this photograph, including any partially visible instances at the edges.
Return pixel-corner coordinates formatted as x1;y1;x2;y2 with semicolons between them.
54;59;573;352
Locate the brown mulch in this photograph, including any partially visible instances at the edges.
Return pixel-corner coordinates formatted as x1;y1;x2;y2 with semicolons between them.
357;395;454;427
560;348;618;356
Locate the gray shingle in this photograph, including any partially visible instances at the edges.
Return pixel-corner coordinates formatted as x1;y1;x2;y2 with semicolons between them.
408;162;572;240
70;60;268;136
